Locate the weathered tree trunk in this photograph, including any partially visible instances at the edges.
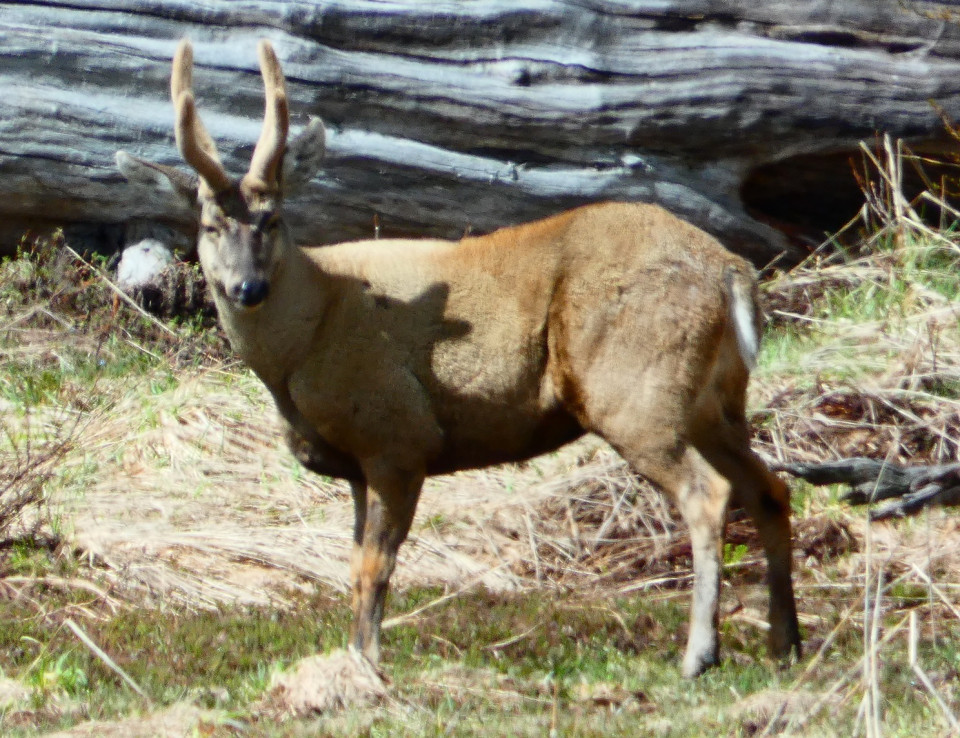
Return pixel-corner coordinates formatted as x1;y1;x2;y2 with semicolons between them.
778;459;960;520
3;1;960;262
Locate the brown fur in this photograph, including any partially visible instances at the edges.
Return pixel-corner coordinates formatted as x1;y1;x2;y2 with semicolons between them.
122;39;801;679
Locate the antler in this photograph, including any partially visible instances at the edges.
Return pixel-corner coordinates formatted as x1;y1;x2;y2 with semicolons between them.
171;40;232;192
247;40;290;187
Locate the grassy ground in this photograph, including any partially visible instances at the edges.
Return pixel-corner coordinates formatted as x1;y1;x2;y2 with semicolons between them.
7;577;959;737
2;155;960;735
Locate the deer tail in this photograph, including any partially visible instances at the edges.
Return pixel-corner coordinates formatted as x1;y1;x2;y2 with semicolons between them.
725;267;762;371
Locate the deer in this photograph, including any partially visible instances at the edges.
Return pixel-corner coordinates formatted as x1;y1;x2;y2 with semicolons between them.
116;39;801;679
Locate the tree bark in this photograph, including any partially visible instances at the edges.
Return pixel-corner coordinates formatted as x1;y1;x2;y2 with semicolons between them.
3;1;960;262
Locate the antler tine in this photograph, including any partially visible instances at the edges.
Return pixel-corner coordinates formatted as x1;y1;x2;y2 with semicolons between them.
170;40;194;109
247;40;290;186
171;40;231;192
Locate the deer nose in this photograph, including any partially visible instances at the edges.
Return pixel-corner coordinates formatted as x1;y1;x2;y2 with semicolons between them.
236;279;270;308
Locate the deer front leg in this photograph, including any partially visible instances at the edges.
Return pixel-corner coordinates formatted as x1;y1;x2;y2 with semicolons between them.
348;463;424;664
348;478;368;634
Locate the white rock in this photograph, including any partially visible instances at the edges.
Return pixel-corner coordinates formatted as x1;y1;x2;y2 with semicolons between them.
116;239;174;291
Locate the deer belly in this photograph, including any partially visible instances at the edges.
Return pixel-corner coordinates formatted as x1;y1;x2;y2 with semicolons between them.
426;398;583;474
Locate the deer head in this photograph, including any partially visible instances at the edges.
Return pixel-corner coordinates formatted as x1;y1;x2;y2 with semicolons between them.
167;39;323;310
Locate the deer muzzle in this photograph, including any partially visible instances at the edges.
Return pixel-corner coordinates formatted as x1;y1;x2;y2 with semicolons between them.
231;278;270;308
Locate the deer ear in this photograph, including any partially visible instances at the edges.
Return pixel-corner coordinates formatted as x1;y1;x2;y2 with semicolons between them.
116;151;199;206
282;118;326;195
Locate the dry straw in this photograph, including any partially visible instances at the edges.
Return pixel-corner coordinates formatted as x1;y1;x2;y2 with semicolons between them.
2;133;960;733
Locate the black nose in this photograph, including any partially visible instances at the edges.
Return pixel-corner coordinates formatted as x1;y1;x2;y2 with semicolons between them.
236;279;269;307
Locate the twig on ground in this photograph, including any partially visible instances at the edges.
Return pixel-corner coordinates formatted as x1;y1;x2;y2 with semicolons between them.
63;245;177;338
909;610;960;733
2;576;122;613
63;618;152;704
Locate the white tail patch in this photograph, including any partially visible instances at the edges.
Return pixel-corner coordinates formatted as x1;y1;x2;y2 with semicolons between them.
726;270;760;370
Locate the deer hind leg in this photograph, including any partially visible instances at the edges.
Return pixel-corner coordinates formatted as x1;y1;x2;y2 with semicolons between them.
607;435;732;677
672;449;733;677
348;463;423;665
698;440;801;663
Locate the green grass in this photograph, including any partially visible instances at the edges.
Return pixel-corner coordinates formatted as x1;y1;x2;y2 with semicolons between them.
1;220;960;734
1;566;957;736
758;230;960;389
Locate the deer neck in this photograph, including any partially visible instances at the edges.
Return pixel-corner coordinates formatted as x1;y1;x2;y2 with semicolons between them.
214;242;327;390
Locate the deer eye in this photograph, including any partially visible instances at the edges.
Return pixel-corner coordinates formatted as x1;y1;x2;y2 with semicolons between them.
256;212;280;233
201;222;220;237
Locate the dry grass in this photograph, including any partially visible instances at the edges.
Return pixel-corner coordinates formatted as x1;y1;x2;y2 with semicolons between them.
0;411;71;544
32;363;694;610
39;702;221;738
2;137;960;734
0;175;940;611
755;136;960;468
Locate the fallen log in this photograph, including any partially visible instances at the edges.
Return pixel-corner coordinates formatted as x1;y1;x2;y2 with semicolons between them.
777;459;960;520
4;1;960;262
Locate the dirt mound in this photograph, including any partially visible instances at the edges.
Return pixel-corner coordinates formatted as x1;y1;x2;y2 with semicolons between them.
257;649;387;717
41;702;222;738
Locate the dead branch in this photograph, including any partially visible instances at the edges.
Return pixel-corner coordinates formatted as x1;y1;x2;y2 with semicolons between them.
777;458;960;520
